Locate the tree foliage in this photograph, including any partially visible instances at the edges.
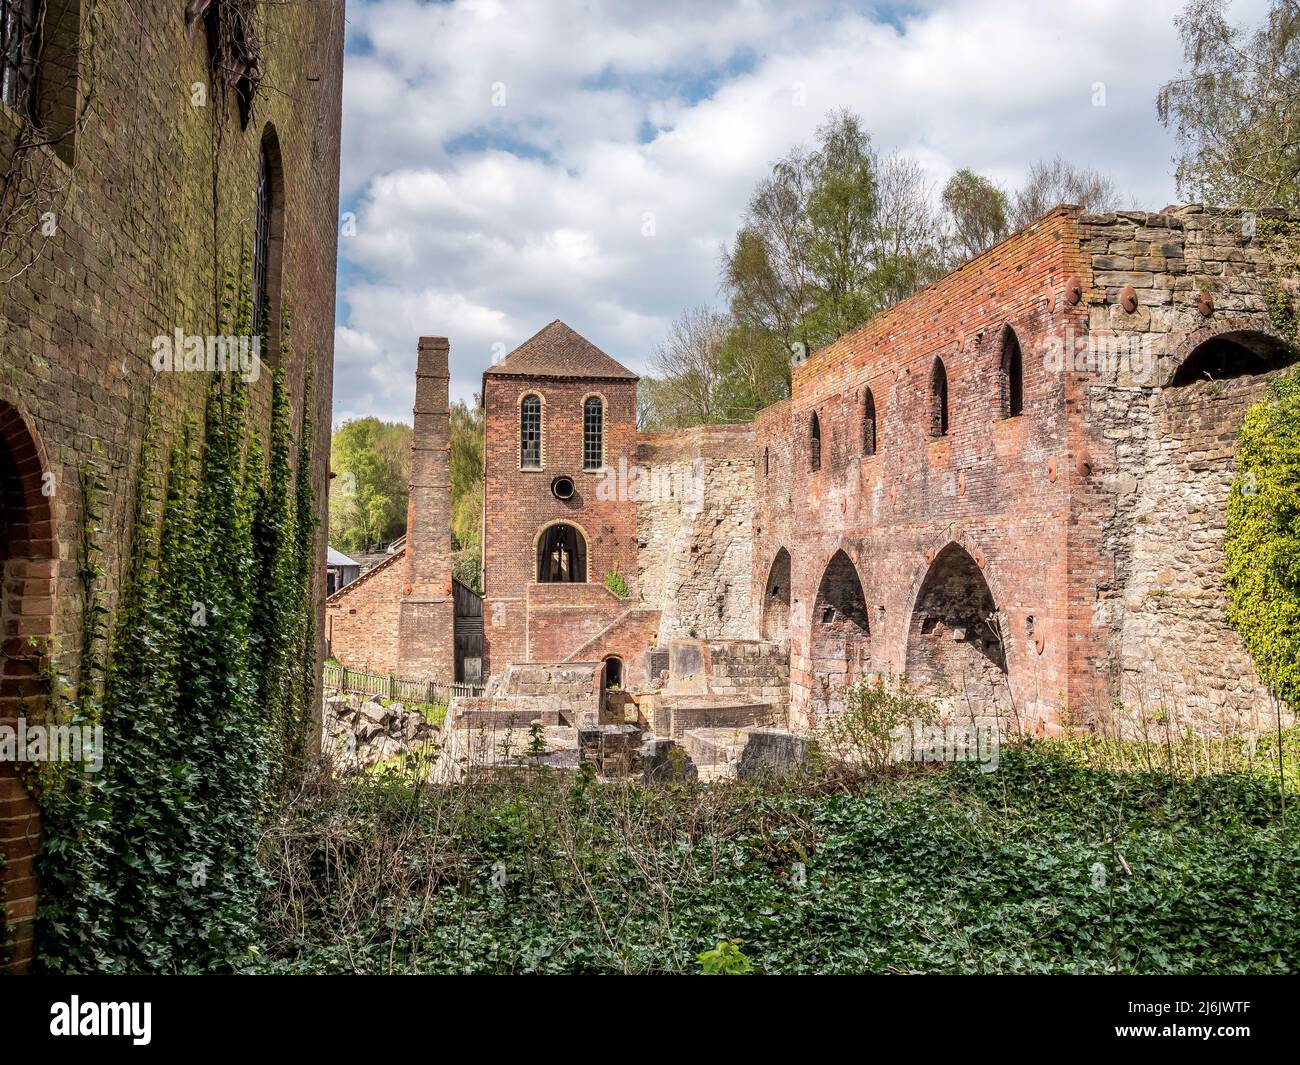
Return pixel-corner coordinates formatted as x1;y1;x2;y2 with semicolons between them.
1158;0;1300;209
1225;366;1300;708
450;398;485;591
941;168;1011;262
328;418;411;554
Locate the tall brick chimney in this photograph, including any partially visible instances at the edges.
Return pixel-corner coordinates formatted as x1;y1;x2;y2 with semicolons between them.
397;336;456;679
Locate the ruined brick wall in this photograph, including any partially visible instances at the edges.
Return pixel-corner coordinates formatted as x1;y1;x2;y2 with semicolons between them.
482;373;638;672
0;0;344;971
1075;206;1295;733
755;208;1086;731
636;424;756;643
326;552;406;677
755;203;1295;735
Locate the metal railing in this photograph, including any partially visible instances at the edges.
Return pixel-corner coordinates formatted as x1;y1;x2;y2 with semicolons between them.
323;662;484;705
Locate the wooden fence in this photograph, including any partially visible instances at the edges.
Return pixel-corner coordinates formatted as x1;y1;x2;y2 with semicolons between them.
323;662;484;705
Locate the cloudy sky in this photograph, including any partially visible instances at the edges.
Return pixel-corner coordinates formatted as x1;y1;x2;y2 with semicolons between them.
332;0;1252;422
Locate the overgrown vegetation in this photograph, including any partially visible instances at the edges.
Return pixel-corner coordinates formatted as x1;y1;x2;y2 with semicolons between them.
249;744;1300;974
1225;364;1300;711
29;267;318;974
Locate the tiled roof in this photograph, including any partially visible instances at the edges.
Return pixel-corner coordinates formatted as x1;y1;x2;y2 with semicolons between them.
484;320;637;380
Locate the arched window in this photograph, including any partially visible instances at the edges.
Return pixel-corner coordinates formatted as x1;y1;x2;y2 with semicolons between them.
583;395;603;470
1;0;40;123
1000;327;1023;418
537;522;586;582
763;446;770;476
252;126;285;356
810;411;822;471
863;389;877;456
930;358;949;438
252;143;272;339
520;394;542;469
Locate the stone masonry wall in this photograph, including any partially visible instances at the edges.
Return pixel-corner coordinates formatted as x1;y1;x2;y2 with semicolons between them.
1076;206;1296;733
636;424;756;643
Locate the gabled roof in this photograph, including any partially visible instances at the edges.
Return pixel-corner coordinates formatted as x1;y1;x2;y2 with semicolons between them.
327;546;359;567
484;320;637;381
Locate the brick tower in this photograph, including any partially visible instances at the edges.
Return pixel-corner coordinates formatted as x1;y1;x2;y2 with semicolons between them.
397;336;456;678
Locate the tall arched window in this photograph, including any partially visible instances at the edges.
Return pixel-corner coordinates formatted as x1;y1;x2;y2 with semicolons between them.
252;126;285;357
763;446;770;476
1000;327;1023;418
520;394;542;469
1;0;40;123
252;142;272;339
862;389;877;456
583;395;604;470
810;411;822;471
930;358;949;438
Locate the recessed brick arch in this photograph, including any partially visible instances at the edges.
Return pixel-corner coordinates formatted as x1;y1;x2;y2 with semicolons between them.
0;400;57;973
808;548;871;724
904;540;1010;721
761;547;792;643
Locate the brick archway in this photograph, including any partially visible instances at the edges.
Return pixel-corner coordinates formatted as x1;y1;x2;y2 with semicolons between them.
0;401;56;973
808;549;871;724
904;541;1010;721
1162;318;1294;388
761;547;792;643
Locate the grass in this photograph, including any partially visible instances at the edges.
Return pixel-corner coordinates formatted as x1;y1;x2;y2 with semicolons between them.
250;739;1300;975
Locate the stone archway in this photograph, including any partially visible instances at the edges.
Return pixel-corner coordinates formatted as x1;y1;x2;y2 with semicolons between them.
0;401;56;973
761;547;791;643
905;543;1008;719
809;550;871;718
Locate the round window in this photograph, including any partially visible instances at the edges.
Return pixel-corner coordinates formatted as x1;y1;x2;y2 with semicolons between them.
551;475;575;500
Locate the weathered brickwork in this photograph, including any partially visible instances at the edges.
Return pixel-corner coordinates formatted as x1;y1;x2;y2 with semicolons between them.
481;326;640;673
326;552;406;676
0;1;344;971
755;204;1296;734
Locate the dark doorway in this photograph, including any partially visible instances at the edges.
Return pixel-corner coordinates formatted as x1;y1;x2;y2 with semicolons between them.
537;523;587;582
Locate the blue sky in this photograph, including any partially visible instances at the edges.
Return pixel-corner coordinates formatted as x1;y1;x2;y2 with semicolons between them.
332;0;1251;423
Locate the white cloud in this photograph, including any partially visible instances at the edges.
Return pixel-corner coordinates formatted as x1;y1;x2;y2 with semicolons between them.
336;0;1189;420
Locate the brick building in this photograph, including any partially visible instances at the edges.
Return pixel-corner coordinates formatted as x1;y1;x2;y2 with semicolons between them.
755;204;1296;733
0;1;345;971
333;204;1294;767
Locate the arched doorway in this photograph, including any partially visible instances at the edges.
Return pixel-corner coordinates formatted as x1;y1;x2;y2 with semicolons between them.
809;550;871;716
0;401;55;973
905;543;1007;717
536;522;587;583
761;548;791;643
602;656;623;690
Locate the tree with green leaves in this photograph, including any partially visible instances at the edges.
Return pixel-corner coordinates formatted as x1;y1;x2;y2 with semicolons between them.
942;168;1010;263
328;417;411;553
1158;0;1300;209
450;397;484;591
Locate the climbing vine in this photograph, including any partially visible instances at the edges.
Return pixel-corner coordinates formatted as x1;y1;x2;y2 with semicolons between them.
33;261;318;973
1225;365;1300;711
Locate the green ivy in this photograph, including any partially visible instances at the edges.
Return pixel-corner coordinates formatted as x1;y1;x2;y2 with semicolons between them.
33;260;319;973
1225;367;1300;709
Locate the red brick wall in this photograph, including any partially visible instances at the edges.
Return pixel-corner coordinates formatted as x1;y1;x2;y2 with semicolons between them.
482;373;639;672
326;553;407;677
755;208;1087;730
